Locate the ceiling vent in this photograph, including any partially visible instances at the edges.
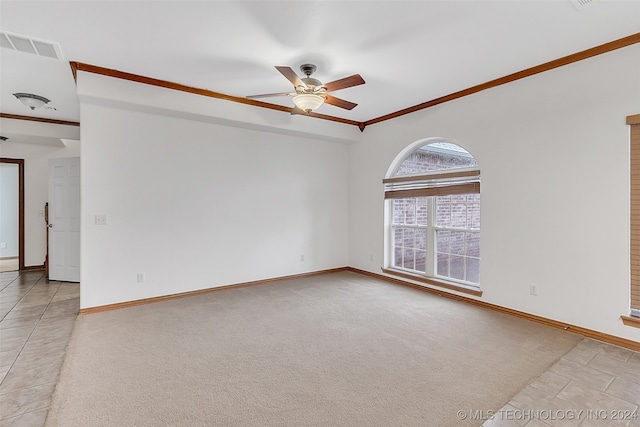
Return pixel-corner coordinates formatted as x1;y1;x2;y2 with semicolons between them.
0;30;63;60
569;0;596;11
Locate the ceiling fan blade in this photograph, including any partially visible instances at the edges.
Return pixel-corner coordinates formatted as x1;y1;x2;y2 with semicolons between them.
324;95;358;110
275;66;306;88
246;92;293;99
324;74;365;92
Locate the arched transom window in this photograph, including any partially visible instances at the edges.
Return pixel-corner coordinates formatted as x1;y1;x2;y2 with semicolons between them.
384;141;481;293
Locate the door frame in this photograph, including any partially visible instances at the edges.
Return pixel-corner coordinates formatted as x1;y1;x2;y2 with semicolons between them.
0;158;25;271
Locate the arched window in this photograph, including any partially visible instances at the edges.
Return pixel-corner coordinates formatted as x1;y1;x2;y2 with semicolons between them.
384;140;481;294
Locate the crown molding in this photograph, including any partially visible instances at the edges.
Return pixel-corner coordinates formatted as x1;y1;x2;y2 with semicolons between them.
364;32;640;128
0;113;80;127
69;62;363;130
65;31;640;133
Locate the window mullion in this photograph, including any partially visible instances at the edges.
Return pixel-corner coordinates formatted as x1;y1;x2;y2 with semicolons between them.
426;197;435;276
463;231;468;282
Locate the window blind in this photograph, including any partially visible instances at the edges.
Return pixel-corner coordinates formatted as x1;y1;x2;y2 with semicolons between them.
384;169;480;199
629;114;640;316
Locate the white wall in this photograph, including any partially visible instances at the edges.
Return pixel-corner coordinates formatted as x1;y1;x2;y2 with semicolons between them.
77;45;639;342
0;141;81;266
79;78;350;308
0;163;19;258
349;44;640;342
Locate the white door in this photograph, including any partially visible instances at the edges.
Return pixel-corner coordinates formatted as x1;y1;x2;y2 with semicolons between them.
48;157;80;282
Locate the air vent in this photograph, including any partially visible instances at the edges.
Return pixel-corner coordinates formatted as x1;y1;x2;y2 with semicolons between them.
569;0;595;11
0;30;63;60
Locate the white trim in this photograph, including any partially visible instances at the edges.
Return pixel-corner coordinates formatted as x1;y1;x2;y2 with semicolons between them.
385;137;479;178
385;137;447;178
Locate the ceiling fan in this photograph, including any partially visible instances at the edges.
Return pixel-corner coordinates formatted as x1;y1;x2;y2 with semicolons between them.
247;64;365;114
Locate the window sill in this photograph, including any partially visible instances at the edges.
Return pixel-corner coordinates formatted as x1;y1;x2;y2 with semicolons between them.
381;268;483;297
620;315;640;329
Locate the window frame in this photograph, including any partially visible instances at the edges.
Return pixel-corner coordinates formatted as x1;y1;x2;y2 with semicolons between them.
388;193;481;287
433;192;481;285
383;141;482;297
624;113;640;328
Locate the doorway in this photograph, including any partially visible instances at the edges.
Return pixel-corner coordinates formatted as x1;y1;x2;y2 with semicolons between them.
0;158;24;272
48;157;80;282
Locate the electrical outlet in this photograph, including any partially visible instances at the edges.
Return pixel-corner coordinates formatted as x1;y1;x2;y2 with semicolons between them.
0;242;6;249
95;214;107;225
137;273;145;283
300;254;305;262
530;284;538;296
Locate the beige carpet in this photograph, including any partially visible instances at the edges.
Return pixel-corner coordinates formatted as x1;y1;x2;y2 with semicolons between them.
46;271;582;426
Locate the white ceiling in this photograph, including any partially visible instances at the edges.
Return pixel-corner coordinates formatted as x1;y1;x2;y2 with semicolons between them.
1;0;639;141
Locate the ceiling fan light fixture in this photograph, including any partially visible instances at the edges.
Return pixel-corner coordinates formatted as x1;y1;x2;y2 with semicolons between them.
292;93;324;113
13;93;51;110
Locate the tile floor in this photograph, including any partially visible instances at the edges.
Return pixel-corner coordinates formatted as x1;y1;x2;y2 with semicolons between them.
0;270;79;426
0;269;638;426
484;339;640;427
